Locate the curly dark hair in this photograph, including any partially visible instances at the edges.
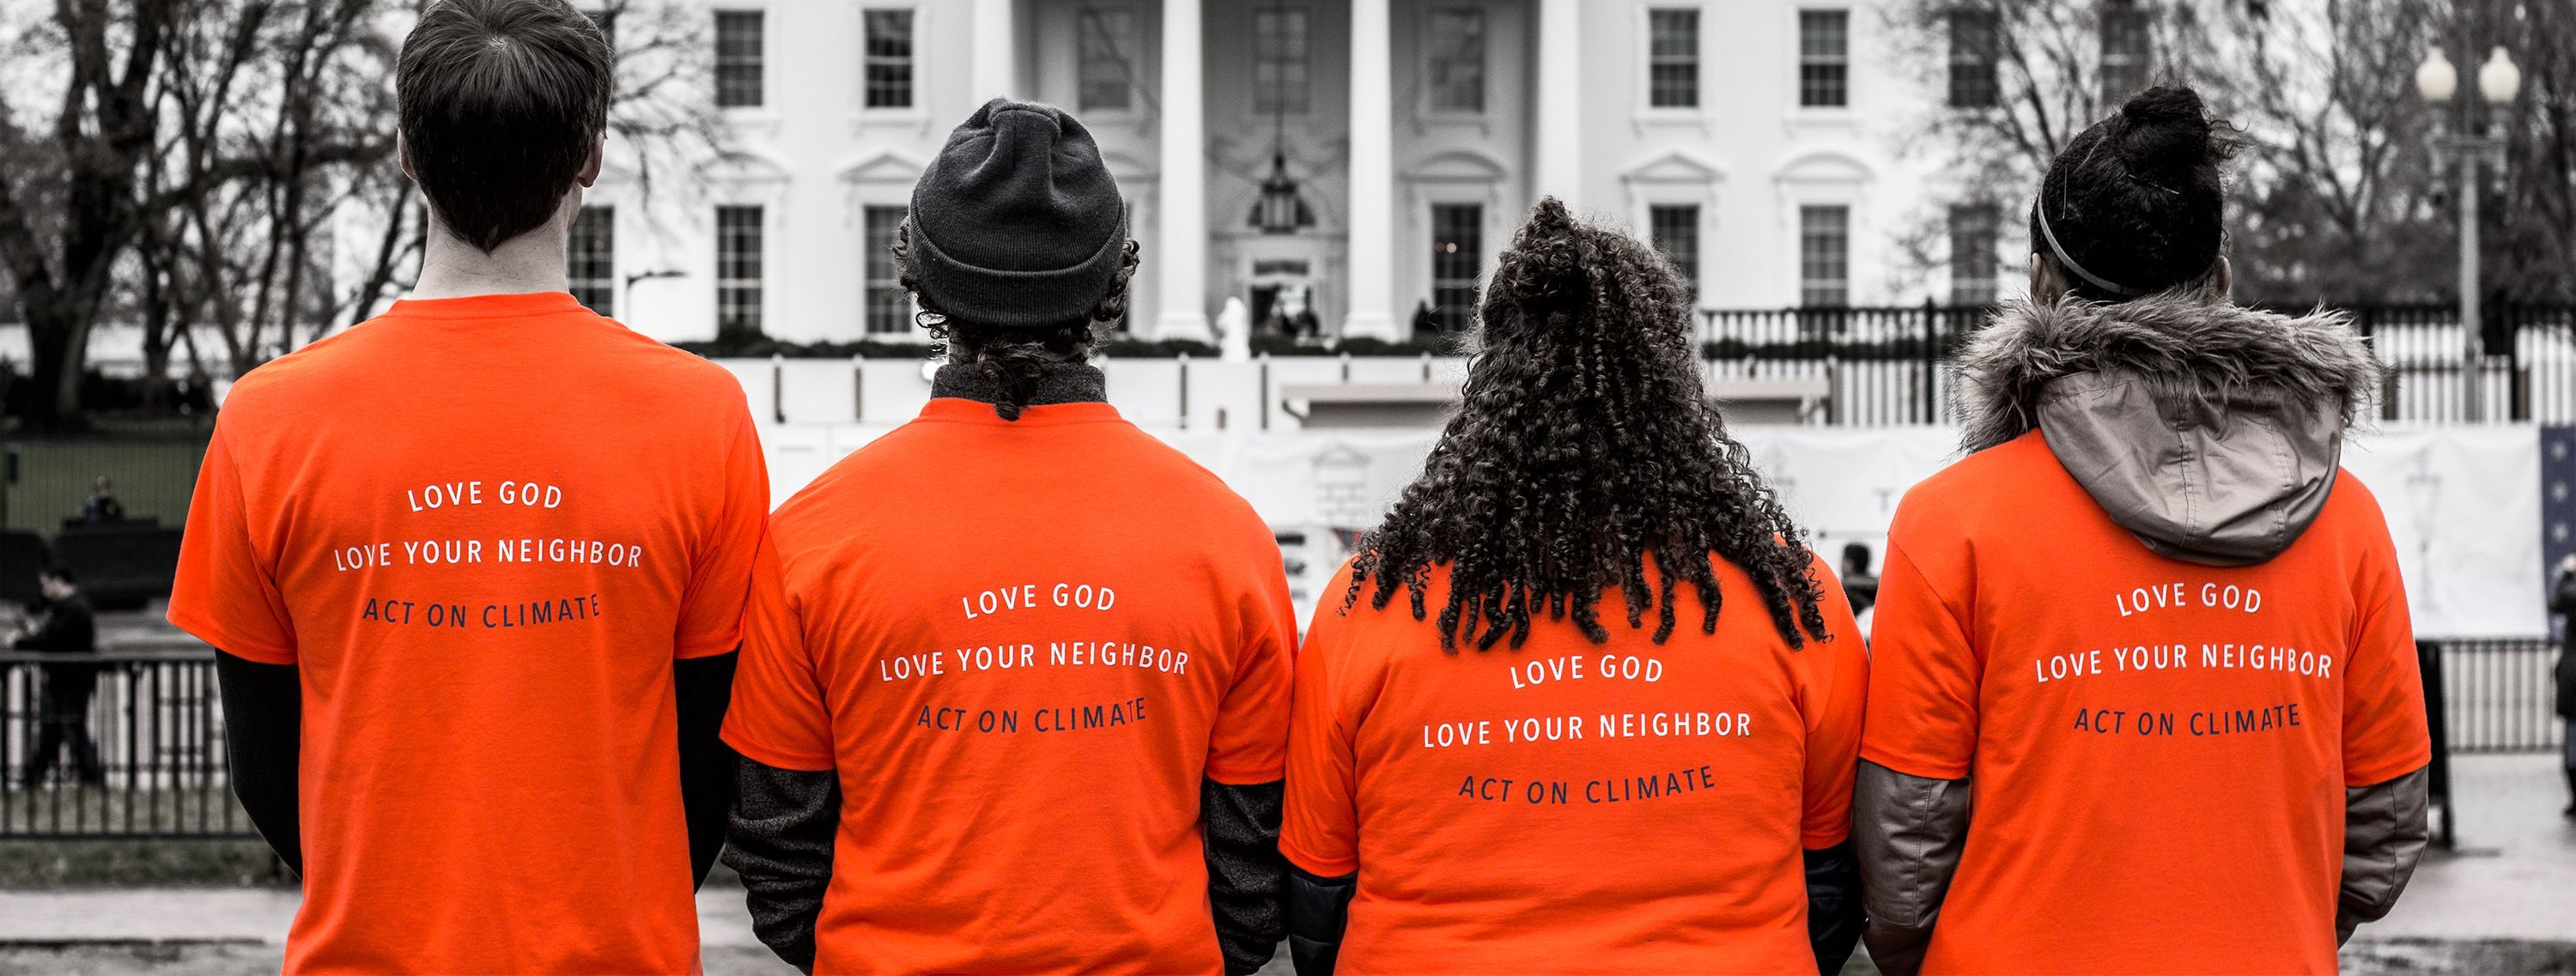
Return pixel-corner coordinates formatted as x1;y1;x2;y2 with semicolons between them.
1343;198;1830;652
890;221;1143;421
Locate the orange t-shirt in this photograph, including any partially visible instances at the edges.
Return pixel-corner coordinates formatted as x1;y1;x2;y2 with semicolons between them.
1862;430;2429;976
720;397;1297;975
168;291;769;974
1281;554;1868;974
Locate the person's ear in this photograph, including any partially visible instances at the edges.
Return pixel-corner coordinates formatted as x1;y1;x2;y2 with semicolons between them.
576;131;604;189
398;132;418;184
2027;252;2069;304
2209;256;2233;299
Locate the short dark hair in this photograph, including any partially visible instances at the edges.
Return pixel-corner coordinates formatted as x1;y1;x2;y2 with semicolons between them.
39;565;73;586
2030;84;2241;301
397;0;613;252
1840;543;1872;571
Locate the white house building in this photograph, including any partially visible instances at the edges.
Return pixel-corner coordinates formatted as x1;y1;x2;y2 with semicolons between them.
575;0;2007;347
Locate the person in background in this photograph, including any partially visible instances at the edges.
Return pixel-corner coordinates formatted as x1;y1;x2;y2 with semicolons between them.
1282;198;1867;975
11;567;103;787
1853;85;2429;976
1838;543;1879;635
167;1;763;971
81;476;123;523
2550;554;2576;816
721;99;1292;976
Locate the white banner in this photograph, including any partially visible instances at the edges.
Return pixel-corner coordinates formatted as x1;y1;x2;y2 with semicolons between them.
762;422;2540;638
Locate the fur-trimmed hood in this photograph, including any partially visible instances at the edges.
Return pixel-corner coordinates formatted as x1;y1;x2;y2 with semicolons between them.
1953;294;2380;565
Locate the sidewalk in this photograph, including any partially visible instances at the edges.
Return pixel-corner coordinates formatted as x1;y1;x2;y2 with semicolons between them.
0;884;769;950
2366;752;2576;942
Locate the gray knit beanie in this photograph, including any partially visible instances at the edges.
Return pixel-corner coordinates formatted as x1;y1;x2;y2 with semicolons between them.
905;99;1129;329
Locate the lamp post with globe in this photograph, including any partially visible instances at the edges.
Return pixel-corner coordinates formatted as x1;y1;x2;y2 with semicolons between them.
2415;44;2521;421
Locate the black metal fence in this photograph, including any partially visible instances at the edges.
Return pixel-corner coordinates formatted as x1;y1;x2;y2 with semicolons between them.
1699;302;2576;426
0;640;2554;840
0;652;249;838
2424;637;2565;754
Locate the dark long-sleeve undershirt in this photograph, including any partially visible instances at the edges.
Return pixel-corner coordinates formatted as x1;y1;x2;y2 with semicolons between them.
1806;842;1865;974
675;651;742;888
1203;779;1286;974
726;760;840;973
1285;863;1357;976
214;650;302;877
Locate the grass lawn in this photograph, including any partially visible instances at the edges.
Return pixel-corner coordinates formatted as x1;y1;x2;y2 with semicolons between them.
2;435;207;536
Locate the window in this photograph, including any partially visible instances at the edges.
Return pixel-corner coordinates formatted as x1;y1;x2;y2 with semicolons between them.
1799;205;1850;307
1429;204;1482;333
863;206;911;335
1799;9;1850;107
1255;8;1309;113
568;205;616;316
1078;8;1134;111
1428;9;1485;112
866;9;915;109
714;10;762;108
1947;8;1998;108
1647;9;1698;108
716;206;764;339
1949;203;2000;306
1649;205;1701;305
2099;0;2149;104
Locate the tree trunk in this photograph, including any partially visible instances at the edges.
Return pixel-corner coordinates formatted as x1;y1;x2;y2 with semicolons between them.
21;306;89;433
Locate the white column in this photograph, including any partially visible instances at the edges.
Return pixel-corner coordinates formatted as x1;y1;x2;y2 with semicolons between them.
1341;0;1399;342
1532;0;1582;208
1153;0;1214;343
970;0;1018;100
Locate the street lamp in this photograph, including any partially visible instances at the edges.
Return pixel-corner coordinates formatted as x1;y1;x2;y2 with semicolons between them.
2416;44;2519;421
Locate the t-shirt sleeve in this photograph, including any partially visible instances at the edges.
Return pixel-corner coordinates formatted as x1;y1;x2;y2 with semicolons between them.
1860;520;1983;781
1205;548;1297;785
2342;528;2430;787
167;425;298;664
1800;555;1871;850
720;543;835;772
676;408;770;659
1280;597;1358;878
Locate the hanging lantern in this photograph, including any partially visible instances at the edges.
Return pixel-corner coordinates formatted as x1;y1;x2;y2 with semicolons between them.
1249;152;1315;235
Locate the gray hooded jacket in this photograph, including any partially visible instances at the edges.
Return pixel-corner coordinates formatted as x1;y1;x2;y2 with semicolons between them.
1853;294;2433;974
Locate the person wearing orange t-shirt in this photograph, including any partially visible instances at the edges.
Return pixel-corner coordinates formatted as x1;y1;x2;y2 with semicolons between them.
1279;199;1868;976
167;2;766;972
720;100;1295;976
1853;85;2431;976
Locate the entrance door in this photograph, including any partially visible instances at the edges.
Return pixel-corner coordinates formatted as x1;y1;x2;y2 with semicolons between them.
1248;258;1315;338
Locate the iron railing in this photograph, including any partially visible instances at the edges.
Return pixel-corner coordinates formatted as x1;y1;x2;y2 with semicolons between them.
1699;301;2576;426
0;651;249;839
2424;637;2564;755
0;640;2552;839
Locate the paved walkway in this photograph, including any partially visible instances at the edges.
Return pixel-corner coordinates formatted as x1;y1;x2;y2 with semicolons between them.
2367;752;2576;942
0;886;765;949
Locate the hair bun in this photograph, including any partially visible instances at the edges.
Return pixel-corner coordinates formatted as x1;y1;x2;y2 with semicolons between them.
1527;197;1576;236
2112;85;2230;183
1498;197;1588;303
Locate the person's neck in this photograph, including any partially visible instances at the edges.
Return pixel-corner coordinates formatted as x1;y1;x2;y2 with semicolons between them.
930;359;1108;406
406;221;572;300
